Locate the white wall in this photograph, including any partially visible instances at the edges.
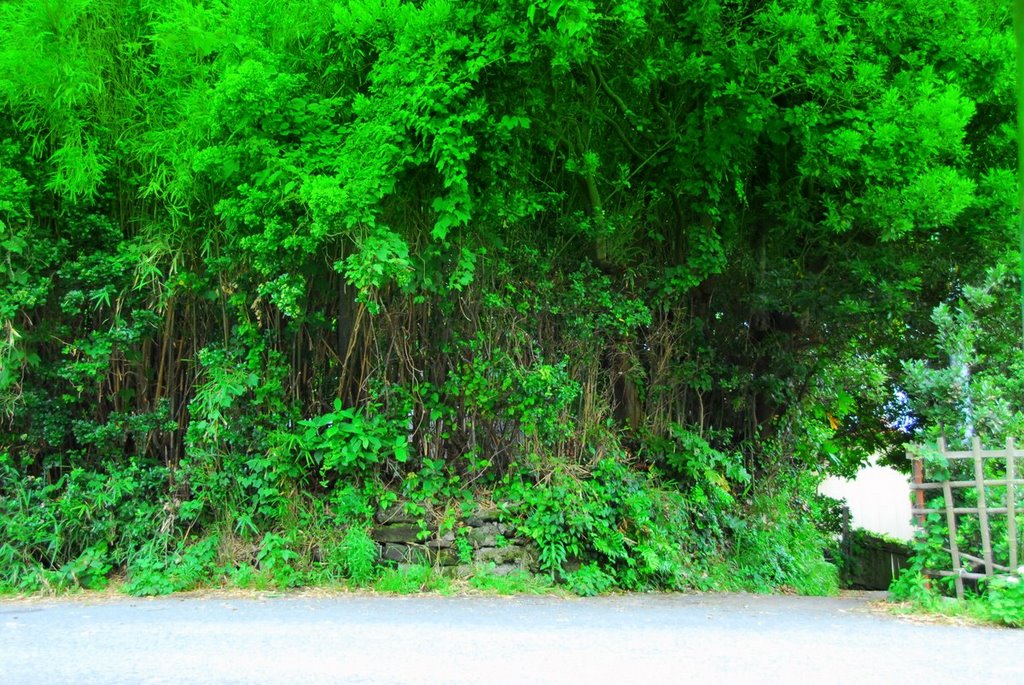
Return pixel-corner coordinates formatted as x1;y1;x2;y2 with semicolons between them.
818;456;915;542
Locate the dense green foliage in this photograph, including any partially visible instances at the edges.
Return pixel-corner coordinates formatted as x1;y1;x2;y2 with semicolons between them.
890;565;1024;627
895;264;1024;614
0;0;1017;594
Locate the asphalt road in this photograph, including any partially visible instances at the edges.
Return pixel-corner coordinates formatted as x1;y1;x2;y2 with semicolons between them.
1;591;1020;684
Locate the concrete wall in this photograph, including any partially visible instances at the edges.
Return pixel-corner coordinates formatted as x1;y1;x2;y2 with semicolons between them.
819;456;915;542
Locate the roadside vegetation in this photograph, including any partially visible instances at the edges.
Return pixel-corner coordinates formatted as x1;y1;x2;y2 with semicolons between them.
889;566;1024;628
881;265;1024;627
0;1;1019;601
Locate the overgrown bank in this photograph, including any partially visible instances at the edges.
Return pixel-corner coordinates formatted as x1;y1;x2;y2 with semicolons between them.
0;1;1017;595
0;451;842;596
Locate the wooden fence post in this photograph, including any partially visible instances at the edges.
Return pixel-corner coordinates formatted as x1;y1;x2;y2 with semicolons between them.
972;436;994;576
910;451;931;591
1009;437;1019;572
912;454;926;531
938;438;966;600
941;479;965;601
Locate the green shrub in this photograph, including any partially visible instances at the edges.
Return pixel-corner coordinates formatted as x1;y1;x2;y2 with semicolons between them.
729;481;839;596
888;568;936;605
886;566;1024;629
373;564;451;594
124;536;220;596
468;566;553;595
337;526;379;585
0;456;168;593
565;562;615;596
256;532;303;588
984;570;1024;627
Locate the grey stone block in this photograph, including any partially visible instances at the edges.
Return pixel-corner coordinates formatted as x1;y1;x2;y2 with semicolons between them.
380;543;416;563
463;509;501;526
372;524;423;544
424;531;455;548
473;545;527;567
467;524;503;548
381;543;458;566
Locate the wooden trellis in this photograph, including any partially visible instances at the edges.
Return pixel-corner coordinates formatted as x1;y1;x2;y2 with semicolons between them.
909;436;1022;600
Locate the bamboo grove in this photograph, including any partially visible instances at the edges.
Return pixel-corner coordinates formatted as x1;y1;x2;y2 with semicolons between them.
0;0;1019;593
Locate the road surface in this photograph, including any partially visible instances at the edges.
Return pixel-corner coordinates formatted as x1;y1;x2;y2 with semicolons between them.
1;591;1020;683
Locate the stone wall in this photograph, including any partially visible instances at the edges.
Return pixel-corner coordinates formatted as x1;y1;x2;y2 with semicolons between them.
371;504;537;577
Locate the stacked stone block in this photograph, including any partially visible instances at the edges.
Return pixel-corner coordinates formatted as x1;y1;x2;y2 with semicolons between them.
371;504;537;577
